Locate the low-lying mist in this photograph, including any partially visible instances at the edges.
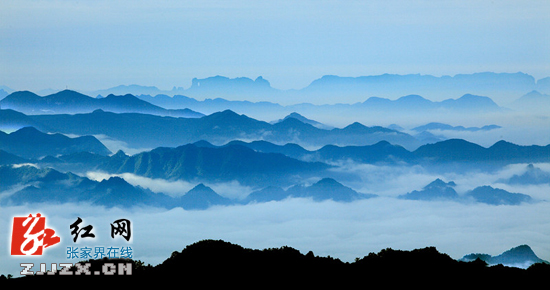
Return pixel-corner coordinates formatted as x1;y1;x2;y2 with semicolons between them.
2;196;549;277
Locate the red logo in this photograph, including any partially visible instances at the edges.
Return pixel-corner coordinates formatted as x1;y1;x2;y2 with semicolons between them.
11;213;60;255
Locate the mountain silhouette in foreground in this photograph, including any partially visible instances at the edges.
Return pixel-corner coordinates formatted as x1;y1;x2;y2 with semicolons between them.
3;240;548;287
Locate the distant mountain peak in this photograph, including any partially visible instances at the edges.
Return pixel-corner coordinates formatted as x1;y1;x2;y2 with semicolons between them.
425;178;456;189
461;244;548;268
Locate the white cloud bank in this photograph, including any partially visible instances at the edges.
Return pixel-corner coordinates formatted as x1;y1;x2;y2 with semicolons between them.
1;196;549;277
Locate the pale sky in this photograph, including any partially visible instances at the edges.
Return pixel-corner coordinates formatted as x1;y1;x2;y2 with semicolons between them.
1;0;549;93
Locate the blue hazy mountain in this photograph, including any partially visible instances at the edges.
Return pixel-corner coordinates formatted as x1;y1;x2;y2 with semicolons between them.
0;149;30;165
244;186;289;203
0;165;372;209
358;93;501;112
0;89;11;100
0;90;204;117
465;186;533;205
100;143;330;187
399;179;533;205
461;245;549;268
87;72;545;106
10;109;420;150
287;178;376;202
92;84;169;97
0;165;173;208
501;164;550;185
90;176;171;208
398;179;459;201
176;183;232;210
271;112;334;129
246;178;375;203
510;90;550;112
300;72;539;104
412;122;501;132
413;139;550;163
0;126;111;159
0;109;52;132
202;139;415;164
135;91;504;123
222;138;549;165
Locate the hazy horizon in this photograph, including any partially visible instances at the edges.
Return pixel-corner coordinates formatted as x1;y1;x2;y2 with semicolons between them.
2;1;549;93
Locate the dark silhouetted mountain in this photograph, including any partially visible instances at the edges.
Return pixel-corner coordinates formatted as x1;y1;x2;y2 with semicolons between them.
176;184;232;210
502;164;550;185
0;90;203;117
0;126;111;159
464;185;532;205
412;122;501;132
461;245;548;268
149;239;548;287
398;179;459;201
6;239;550;287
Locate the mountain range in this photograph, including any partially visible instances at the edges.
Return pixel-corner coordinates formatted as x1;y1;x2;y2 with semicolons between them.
510;90;550;113
0;90;203;117
0;165;372;209
0;109;422;150
198;138;550;165
0;126;110;159
398;179;534;205
97;143;330;186
500;164;550;185
133;91;506;120
2;126;549;174
411;122;501;132
0;162;539;209
79;72;550;106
